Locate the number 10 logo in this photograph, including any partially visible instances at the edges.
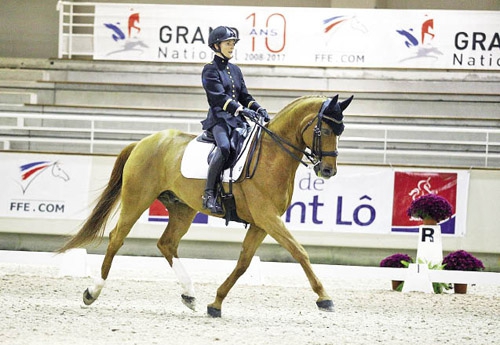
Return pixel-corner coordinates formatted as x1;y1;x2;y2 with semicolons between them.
246;13;287;53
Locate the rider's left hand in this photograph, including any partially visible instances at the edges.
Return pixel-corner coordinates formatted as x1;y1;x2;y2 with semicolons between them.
257;108;270;122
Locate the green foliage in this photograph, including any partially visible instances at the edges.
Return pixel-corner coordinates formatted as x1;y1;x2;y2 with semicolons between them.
397;259;451;293
417;259;452;294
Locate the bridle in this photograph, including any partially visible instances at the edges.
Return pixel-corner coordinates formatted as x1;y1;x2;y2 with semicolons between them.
248;98;342;172
301;98;342;163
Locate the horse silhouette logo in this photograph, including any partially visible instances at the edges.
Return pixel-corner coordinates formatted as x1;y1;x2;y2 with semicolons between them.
409;177;436;200
103;11;149;56
323;15;367;34
396;15;443;62
17;161;69;194
322;15;367;45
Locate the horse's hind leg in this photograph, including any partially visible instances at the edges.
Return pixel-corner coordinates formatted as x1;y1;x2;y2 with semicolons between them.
156;202;197;311
83;192;157;305
207;224;267;317
82;210;145;305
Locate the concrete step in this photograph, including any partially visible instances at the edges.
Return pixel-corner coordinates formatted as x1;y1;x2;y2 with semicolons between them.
47;85;500;121
0;91;37;105
0;68;49;81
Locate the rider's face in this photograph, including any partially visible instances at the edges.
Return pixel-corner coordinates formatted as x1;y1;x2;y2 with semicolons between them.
218;39;236;59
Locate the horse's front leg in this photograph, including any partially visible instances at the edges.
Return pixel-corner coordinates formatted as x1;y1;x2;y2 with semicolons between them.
263;216;334;312
207;225;267;317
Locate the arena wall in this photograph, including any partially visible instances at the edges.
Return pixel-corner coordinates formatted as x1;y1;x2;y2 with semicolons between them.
1;1;498;270
0;153;498;271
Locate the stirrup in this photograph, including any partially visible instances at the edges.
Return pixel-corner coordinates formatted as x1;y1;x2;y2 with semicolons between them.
202;191;224;215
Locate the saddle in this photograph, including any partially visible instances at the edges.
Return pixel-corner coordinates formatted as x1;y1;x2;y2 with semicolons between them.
181;122;257;182
197;123;251;170
180;122;261;226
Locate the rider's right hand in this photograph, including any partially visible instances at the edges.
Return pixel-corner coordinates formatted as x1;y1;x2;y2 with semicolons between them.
240;108;259;121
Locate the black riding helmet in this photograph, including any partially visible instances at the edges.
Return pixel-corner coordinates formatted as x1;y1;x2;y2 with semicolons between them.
208;26;239;53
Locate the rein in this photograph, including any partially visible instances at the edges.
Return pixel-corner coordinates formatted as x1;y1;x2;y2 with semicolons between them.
246;98;338;177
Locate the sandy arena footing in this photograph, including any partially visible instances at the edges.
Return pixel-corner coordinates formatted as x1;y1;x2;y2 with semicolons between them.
0;251;498;345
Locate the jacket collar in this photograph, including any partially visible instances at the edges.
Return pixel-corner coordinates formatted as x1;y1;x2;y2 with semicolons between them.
214;54;229;68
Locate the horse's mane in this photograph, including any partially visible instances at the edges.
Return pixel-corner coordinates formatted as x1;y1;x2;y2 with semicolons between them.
271;95;326;124
275;95;325;116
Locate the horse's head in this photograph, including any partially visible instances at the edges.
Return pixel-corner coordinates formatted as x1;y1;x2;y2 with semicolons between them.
301;94;353;179
51;161;70;182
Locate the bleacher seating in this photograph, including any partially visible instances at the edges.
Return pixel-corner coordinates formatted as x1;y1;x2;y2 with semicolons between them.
0;57;499;167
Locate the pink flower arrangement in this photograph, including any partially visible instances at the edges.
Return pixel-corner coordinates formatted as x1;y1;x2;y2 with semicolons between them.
380;253;413;268
442;250;485;271
406;194;453;222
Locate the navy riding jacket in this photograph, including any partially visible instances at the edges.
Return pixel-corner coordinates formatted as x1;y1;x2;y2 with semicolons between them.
201;55;261;131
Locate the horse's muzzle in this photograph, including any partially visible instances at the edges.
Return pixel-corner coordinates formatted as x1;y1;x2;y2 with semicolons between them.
314;163;337;179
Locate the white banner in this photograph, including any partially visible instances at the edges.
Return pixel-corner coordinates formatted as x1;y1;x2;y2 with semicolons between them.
0;152;468;234
144;165;469;236
93;4;499;70
283;166;394;233
0;153;92;219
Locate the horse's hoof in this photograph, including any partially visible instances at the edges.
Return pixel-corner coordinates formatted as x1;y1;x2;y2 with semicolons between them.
181;294;196;311
83;288;96;306
316;299;334;312
207;306;222;318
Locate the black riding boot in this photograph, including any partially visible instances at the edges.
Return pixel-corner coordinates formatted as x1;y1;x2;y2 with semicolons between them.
203;149;225;215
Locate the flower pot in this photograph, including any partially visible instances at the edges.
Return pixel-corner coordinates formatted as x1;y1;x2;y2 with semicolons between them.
454;283;467;294
422;218;438;225
391;280;404;291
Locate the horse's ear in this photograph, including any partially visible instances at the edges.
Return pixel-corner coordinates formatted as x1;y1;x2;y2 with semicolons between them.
323;94;339;114
340;95;354;111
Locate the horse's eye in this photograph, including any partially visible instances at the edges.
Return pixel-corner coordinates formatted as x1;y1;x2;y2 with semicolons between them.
322;128;332;136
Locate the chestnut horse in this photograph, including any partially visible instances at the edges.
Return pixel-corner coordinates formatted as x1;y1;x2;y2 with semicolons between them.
58;94;353;317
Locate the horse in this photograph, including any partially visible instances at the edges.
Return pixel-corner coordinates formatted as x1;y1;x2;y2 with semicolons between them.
58;94;353;317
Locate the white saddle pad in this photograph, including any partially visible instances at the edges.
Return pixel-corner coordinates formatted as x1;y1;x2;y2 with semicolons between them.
180;123;259;182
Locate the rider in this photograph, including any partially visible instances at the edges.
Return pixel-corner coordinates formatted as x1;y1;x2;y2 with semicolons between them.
201;26;270;215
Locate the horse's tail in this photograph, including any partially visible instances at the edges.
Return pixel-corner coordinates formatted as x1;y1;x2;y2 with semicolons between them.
57;142;137;253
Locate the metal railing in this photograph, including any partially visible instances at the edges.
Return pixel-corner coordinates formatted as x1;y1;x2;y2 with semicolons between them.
1;110;499;168
340;124;500;167
57;1;95;58
0;111;201;154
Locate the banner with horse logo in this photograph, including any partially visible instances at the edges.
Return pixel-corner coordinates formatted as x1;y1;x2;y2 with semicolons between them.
93;4;499;70
281;165;469;235
0;153;469;234
0;153;92;219
391;171;465;235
